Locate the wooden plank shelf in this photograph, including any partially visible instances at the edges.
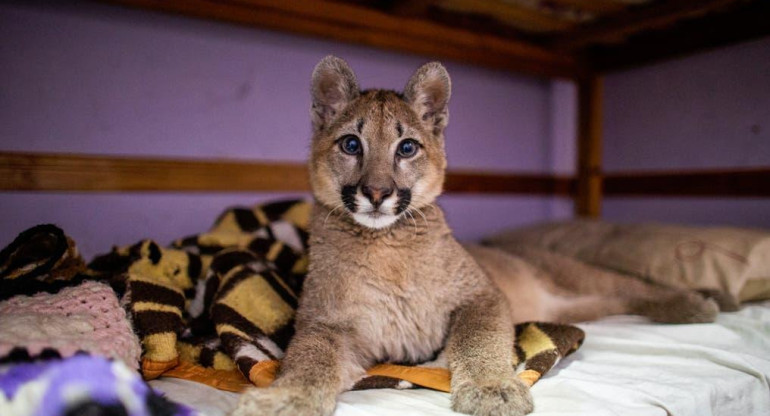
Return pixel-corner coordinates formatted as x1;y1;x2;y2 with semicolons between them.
100;0;581;79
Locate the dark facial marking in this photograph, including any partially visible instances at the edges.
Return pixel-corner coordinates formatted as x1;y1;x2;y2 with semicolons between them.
356;118;364;134
341;185;358;213
396;121;403;138
395;188;411;214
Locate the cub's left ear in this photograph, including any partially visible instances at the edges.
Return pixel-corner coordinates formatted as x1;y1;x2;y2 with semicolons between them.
404;62;451;137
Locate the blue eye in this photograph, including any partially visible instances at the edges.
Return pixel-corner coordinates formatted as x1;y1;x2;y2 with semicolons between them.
339;135;361;155
397;139;418;158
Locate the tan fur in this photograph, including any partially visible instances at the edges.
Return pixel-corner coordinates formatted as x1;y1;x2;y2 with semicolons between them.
232;56;717;416
467;244;719;324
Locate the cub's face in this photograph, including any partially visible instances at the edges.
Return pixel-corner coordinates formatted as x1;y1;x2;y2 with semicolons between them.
308;56;451;229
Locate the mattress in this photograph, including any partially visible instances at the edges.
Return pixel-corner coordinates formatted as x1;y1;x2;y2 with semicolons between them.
151;301;770;416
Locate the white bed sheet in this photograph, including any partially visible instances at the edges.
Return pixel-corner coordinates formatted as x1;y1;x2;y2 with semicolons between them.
151;301;770;416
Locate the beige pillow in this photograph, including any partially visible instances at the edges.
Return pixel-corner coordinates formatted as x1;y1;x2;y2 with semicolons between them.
484;220;770;303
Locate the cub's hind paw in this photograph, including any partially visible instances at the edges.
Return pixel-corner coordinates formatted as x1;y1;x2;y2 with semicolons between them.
685;297;720;323
642;293;719;324
451;378;533;416
230;386;333;416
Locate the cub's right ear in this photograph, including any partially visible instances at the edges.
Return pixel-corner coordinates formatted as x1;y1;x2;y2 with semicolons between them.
311;56;360;133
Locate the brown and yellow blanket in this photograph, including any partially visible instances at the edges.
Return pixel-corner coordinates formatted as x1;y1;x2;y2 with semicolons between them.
4;200;584;393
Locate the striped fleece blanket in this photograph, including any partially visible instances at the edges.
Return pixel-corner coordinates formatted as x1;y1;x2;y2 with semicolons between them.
4;200;584;393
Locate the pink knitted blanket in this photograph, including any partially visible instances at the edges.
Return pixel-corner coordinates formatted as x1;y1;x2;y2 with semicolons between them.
0;224;141;369
0;280;141;369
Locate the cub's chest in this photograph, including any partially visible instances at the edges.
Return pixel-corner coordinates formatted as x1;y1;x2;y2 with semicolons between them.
308;233;457;363
351;277;452;364
336;246;454;364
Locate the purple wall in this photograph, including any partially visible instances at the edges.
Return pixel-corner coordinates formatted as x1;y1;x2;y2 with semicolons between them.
545;80;577;220
4;2;766;258
0;1;565;257
602;36;770;229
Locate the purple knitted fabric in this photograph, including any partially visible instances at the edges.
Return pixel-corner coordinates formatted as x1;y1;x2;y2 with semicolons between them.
0;355;196;416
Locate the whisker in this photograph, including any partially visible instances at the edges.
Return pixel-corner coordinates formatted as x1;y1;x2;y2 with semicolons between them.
412;206;429;229
405;209;417;239
324;204;345;227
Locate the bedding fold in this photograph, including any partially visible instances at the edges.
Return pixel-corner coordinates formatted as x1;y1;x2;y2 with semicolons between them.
484;220;770;305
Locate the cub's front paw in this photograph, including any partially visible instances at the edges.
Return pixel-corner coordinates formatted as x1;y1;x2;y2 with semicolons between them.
451;378;533;416
230;386;334;416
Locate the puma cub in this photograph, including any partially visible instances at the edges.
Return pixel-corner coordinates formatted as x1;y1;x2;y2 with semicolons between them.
231;56;718;416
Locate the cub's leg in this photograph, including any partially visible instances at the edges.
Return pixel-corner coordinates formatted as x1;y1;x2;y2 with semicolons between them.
447;292;534;416
544;294;719;324
231;324;362;416
511;246;719;324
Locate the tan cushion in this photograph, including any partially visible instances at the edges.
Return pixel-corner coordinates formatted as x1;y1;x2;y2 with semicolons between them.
484;221;770;303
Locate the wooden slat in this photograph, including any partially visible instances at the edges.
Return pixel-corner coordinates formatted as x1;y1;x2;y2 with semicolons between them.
0;152;311;192
435;0;576;33
604;168;770;197
6;153;767;197
545;0;629;15
0;152;573;196
98;0;580;79
575;75;603;217
550;0;743;51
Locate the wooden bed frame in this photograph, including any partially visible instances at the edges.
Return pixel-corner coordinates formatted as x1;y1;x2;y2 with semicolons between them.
2;0;769;218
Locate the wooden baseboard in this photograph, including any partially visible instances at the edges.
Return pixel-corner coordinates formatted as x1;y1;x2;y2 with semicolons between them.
0;151;573;195
0;152;310;192
604;168;770;197
6;152;766;197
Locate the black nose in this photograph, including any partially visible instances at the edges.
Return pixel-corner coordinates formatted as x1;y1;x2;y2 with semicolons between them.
361;185;393;208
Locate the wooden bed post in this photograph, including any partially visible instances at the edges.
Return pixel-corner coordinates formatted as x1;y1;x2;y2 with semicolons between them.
575;75;603;218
